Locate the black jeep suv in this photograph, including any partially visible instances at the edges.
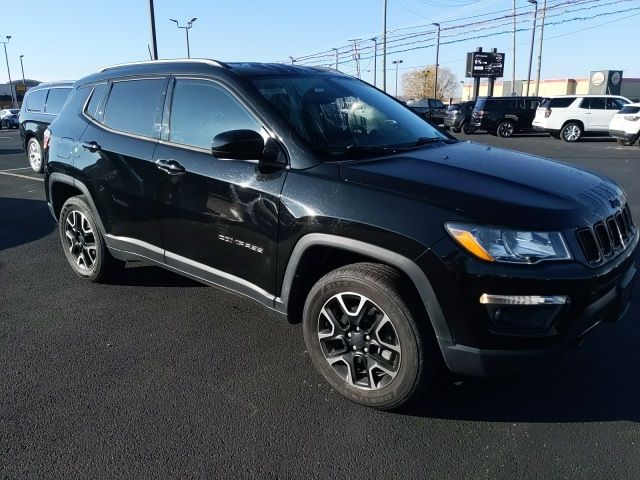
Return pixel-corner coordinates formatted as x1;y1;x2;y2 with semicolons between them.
44;60;637;410
472;96;541;137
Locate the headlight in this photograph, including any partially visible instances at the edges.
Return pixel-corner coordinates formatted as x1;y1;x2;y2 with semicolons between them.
445;222;571;264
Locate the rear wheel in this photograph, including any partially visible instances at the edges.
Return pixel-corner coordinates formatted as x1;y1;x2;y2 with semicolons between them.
462;122;475;135
561;122;582;142
617;138;634;146
497;120;515;138
303;263;438;410
27;138;43;173
59;195;125;282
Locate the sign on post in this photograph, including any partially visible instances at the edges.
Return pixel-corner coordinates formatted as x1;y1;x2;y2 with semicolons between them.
466;52;505;78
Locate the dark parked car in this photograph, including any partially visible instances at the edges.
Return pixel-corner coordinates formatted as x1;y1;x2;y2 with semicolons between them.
19;81;73;172
444;101;475;134
406;98;447;124
0;108;20;129
44;60;637;410
472;96;541;137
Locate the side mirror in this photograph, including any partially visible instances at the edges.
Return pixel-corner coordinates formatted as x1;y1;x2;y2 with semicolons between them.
212;130;264;160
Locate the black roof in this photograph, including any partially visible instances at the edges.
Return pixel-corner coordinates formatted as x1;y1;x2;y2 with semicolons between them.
77;59;346;87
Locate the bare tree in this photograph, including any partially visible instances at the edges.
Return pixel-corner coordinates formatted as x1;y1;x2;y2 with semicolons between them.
401;66;458;100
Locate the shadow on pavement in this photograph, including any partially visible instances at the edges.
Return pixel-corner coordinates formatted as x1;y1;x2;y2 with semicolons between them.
0;148;25;156
0;197;55;251
111;264;203;288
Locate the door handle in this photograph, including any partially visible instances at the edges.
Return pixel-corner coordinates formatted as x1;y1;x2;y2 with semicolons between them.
81;141;101;152
155;159;186;175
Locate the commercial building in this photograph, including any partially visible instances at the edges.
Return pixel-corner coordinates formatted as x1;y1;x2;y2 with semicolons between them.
462;77;640;101
0;80;41;108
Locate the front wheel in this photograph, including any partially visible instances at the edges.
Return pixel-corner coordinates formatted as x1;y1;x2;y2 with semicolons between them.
461;122;475;135
302;263;438;410
59;195;125;282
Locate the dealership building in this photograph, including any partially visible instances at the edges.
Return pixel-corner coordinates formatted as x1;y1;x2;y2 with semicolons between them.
462;76;640;101
0;80;41;108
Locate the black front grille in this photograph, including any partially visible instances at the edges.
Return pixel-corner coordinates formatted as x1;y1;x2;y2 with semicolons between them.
576;205;635;264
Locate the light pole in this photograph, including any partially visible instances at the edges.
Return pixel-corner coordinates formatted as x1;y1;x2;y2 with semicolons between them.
148;0;158;60
332;48;339;70
534;0;547;96
370;38;378;87
1;36;16;108
382;0;388;92
525;0;538;97
19;54;26;102
433;23;441;99
289;56;296;65
460;80;465;100
392;59;403;98
170;17;197;58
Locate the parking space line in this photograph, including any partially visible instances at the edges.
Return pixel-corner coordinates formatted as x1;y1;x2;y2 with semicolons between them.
0;171;44;182
0;167;31;172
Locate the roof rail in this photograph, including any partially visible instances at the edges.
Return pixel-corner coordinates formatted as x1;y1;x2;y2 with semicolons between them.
98;58;230;73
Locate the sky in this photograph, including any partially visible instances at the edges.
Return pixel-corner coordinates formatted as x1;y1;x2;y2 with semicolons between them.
1;0;638;94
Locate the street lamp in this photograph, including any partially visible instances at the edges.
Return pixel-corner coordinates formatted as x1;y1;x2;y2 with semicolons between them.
392;59;403;98
169;17;197;58
332;48;339;71
460;80;465;100
433;23;441;99
534;0;548;96
289;56;296;65
1;36;16;108
525;0;538;97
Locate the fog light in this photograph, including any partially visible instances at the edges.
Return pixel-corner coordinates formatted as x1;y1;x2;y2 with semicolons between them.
480;294;569;334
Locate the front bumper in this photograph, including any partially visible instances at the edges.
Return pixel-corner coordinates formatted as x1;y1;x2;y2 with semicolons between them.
419;228;639;377
609;129;640;142
438;262;636;377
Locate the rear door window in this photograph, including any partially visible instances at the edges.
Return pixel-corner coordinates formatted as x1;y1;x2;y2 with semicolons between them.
545;97;575;108
429;99;445;109
581;97;606;109
26;88;47;112
103;78;166;138
45;88;72;115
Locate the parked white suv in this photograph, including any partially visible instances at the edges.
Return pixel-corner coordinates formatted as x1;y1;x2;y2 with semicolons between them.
532;95;630;142
609;102;640;146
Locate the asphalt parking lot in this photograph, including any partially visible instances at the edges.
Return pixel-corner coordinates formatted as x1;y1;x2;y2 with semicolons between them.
1;128;639;479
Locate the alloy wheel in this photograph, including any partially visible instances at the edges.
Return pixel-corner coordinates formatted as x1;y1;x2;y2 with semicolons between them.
498;122;514;137
64;210;98;270
563;124;581;141
28;140;42;172
317;292;401;390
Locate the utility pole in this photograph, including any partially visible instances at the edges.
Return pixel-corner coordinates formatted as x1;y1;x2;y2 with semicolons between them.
433;23;441;99
148;0;158;60
393;59;403;97
534;0;547;96
350;39;361;79
525;0;538;97
170;18;198;58
511;0;516;95
332;48;339;71
382;0;388;92
1;36;16;108
19;55;26;97
371;38;378;87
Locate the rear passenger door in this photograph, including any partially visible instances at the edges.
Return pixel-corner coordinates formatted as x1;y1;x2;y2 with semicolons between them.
580;97;610;131
76;76;169;259
152;76;287;295
518;98;539;129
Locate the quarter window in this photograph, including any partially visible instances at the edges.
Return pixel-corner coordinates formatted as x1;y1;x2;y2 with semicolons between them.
45;88;72;115
103;78;166;138
85;83;106;119
169;79;260;150
26;88;47;112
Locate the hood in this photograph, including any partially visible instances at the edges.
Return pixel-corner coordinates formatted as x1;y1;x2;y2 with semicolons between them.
338;141;625;229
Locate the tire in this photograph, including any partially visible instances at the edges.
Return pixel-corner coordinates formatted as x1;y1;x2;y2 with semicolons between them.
497;120;515;138
452;127;461;133
59;195;125;282
560;122;582;142
0;120;3;129
617;138;634;146
461;122;475;135
27;137;43;173
302;263;438;410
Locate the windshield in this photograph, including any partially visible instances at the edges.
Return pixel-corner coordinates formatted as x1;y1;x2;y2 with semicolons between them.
253;75;448;156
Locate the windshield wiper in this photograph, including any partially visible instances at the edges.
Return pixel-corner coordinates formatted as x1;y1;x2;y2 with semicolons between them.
344;144;404;155
406;136;452;147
